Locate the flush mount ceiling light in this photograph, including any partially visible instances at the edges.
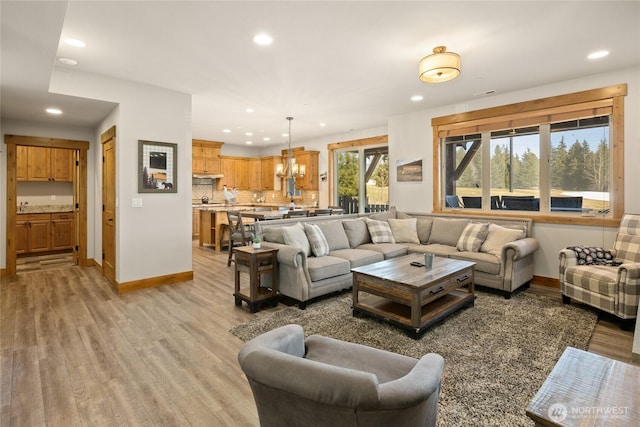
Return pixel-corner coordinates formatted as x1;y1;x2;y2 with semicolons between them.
588;50;609;60
64;38;86;48
46;108;62;115
253;33;273;46
419;46;460;83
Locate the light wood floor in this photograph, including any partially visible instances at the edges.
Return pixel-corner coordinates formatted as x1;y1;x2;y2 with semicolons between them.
0;242;634;426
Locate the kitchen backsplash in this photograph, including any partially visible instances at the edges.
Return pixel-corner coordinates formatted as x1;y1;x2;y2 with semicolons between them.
192;184;319;207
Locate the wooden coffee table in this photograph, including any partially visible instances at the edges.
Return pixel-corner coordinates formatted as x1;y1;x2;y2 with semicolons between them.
351;254;475;338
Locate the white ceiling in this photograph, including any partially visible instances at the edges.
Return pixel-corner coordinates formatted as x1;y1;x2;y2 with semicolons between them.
2;1;639;146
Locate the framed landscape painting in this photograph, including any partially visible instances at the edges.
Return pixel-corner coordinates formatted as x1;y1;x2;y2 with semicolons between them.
138;140;178;193
396;159;423;182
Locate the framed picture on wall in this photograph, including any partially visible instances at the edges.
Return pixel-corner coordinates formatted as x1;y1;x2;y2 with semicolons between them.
396;159;423;182
138;140;178;193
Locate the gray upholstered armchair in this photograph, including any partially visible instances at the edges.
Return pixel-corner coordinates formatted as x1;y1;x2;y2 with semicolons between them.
238;324;444;427
560;213;640;329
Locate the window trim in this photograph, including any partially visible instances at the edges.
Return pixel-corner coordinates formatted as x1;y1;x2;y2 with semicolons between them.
431;84;626;226
327;135;388;209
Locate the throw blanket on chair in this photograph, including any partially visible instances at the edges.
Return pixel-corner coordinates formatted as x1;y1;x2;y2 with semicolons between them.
567;246;620;266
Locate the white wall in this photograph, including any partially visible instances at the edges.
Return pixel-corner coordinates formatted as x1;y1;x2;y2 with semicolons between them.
387;66;640;278
50;69;192;283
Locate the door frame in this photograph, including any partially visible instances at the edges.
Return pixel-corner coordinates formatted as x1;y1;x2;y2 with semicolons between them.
3;135;89;276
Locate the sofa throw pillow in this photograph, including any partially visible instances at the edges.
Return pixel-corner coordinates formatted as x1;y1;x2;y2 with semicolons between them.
397;213;433;243
282;223;311;256
456;223;490;252
263;227;285;244
480;224;524;257
317;221;351;251
388;218;420;244
428;218;470;246
342;219;371;248
365;218;396;244
303;223;330;257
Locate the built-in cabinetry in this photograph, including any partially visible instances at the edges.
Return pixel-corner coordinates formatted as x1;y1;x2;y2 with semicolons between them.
260;156;280;191
16;212;74;254
249;158;262;190
17;146;74;182
281;148;319;190
192;208;200;237
192;140;222;174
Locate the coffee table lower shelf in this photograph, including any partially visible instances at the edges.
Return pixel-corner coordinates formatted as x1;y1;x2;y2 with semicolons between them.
353;289;474;337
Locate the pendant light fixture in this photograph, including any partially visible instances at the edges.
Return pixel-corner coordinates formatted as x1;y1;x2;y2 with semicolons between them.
276;116;305;179
419;46;461;83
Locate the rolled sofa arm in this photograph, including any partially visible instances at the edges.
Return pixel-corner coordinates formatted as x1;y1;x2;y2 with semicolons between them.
503;237;539;260
260;241;305;268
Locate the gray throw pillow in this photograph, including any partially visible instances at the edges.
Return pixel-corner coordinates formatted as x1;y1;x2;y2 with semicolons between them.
303;223;330;257
263;227;285;244
317;221;350;251
428;218;470;246
342;219;371;248
282;223;311;256
456;223;490;252
365;218;396;244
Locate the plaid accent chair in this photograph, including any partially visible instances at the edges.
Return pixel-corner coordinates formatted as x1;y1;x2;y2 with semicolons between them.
560;214;640;327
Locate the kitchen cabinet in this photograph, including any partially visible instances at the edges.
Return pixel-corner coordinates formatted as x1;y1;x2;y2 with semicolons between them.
192;140;222;174
192;208;200;237
234;158;250;190
287;150;319;190
16;212;74;254
248;158;262;190
50;213;74;250
16;146;73;182
220;157;236;188
16;214;52;254
260;156;280;191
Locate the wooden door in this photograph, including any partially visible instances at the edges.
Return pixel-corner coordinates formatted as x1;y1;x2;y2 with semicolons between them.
27;146;51;181
51;148;74;181
16;218;29;254
102;127;116;285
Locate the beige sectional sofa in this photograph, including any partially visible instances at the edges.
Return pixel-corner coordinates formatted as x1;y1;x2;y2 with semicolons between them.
257;210;538;308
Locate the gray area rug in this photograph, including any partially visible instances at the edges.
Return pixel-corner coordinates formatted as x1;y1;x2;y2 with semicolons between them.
231;291;597;427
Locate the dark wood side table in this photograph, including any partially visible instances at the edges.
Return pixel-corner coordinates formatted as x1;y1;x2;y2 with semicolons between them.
526;347;640;426
233;246;279;313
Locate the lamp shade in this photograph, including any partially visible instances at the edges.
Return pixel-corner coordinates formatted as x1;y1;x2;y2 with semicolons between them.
419;46;460;83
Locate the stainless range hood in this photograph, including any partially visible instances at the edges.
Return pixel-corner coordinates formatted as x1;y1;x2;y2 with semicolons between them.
193;174;223;185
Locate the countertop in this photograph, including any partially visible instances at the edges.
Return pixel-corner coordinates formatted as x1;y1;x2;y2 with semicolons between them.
17;204;74;214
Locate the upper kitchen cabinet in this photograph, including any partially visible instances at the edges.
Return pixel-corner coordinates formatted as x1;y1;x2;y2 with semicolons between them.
285;150;319;190
248;158;262;190
260;156;280;191
219;157;236;188
17;146;74;182
234;158;250;190
192;139;222;175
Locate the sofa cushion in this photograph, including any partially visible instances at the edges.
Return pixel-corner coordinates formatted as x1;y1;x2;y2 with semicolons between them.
263;227;285;244
342;219;371;248
388;218;420;244
428;218;470;246
369;207;396;221
329;248;384;268
365;218;396;244
565;265;618;296
451;251;501;275
416;218;433;244
416;243;460;257
357;243;408;259
480;224;524;257
317;221;350;251
456;223;489;252
282;223;311;256
306;256;351;282
304;223;330;257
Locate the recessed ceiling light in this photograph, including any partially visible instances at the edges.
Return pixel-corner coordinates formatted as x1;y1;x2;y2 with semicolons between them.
64;38;86;48
46;108;62;115
253;33;273;46
319;122;326;127
246;108;254;113
245;141;253;145
263;137;271;141
57;57;78;66
588;50;609;60
411;95;423;102
222;129;231;133
245;132;253;136
282;133;289;138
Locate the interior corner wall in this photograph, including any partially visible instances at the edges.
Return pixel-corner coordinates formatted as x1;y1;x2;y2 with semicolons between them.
50;69;193;284
387;66;640;279
0;119;96;270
